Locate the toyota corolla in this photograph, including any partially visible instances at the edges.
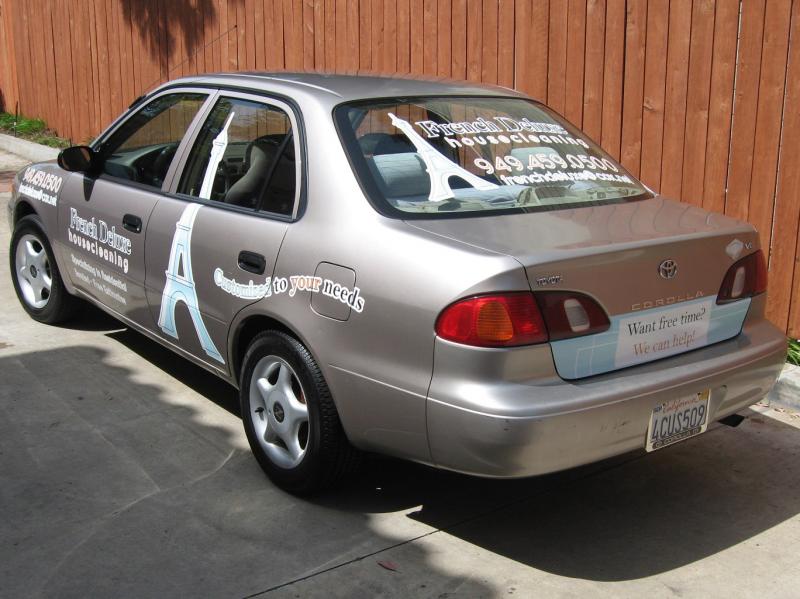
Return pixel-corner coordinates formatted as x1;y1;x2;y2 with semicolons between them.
7;73;787;493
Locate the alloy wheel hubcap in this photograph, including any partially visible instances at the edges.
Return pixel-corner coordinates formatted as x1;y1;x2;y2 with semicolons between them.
249;356;309;469
15;234;52;309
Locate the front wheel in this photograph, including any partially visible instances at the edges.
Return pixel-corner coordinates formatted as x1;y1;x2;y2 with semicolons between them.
10;215;78;324
240;331;360;494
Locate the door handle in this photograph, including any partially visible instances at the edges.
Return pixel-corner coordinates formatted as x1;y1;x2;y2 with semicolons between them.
238;251;266;275
122;214;142;233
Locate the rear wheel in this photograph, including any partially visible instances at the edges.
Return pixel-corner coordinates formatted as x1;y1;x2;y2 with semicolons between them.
240;331;360;494
10;215;78;324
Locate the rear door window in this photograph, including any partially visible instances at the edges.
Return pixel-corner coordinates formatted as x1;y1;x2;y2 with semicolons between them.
177;97;297;216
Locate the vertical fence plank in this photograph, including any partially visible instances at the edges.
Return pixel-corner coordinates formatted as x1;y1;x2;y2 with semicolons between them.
701;0;737;213
437;0;451;78
396;0;410;73
680;0;715;206
582;0;604;141
410;0;423;73
422;0;437;76
451;0;467;79
620;0;647;176
748;0;792;253
639;0;668;189
384;0;397;73
465;0;481;81
774;2;800;334
600;0;624;159
547;0;567;114
313;0;324;69
659;0;692;199
359;0;372;70
481;0;498;84
497;0;514;87
726;0;766;221
564;0;585;127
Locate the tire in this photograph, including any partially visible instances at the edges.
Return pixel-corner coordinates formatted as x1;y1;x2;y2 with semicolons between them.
10;215;78;324
240;331;361;494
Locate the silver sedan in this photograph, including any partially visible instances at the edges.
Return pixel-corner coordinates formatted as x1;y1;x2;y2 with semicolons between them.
7;73;787;493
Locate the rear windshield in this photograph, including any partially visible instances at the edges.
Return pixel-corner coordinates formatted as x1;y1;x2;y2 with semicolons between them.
335;97;651;217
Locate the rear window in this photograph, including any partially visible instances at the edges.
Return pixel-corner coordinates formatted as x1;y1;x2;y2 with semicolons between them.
334;97;651;217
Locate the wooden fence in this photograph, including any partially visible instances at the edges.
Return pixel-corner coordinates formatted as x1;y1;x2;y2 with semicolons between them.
1;0;798;337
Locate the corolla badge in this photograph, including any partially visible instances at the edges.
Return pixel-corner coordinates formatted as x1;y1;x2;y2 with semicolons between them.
658;259;678;280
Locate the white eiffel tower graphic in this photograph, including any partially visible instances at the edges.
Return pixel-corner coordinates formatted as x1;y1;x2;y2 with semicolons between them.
158;203;224;364
388;112;499;202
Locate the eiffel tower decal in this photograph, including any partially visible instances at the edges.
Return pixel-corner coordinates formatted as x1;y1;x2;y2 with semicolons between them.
158;203;224;364
388;112;499;202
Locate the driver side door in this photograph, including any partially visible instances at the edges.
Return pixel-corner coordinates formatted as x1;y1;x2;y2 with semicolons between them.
56;90;213;327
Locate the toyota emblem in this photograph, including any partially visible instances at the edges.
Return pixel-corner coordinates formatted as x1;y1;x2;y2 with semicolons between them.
658;259;678;279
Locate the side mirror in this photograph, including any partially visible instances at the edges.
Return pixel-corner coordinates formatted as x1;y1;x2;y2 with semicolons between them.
57;145;99;173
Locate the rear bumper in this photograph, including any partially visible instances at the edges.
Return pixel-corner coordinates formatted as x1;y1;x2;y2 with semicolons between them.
426;318;787;478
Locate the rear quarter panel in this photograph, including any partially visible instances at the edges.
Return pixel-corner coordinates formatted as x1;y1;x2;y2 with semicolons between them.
256;101;529;463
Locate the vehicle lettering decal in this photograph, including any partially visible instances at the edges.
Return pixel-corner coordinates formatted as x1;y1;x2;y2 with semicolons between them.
19;167;62;206
413;116;590;152
549;295;751;379
214;268;273;300
67;207;131;274
158;203;224;364
213;270;366;313
389;113;498;202
70;252;128;305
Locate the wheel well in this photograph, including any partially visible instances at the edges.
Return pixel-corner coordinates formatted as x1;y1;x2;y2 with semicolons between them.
232;315;296;384
14;200;36;224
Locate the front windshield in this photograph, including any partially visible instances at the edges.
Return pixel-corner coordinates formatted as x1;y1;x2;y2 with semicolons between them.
335;97;651;216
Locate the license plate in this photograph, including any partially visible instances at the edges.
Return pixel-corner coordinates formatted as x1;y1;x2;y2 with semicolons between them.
646;390;711;452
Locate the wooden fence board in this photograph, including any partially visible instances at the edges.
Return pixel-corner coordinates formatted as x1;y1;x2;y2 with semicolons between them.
582;0;604;141
659;0;692;199
701;0;737;214
639;0;667;189
564;0;585;127
748;0;792;253
547;0;567;114
726;0;765;221
600;0;624;160
776;1;800;336
0;0;798;337
680;0;715;205
620;0;646;176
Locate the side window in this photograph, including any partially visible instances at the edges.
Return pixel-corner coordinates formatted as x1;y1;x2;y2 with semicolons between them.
177;97;297;215
97;93;208;188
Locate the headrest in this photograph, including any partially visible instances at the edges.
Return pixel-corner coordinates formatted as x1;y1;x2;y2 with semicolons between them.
366;152;430;198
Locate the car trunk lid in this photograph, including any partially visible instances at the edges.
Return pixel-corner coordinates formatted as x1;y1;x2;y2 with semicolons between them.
408;196;759;379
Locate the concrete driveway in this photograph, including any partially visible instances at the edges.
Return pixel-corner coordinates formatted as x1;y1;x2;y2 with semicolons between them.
2;159;799;598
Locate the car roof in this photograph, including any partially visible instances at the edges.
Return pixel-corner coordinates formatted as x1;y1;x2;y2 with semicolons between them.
155;72;527;108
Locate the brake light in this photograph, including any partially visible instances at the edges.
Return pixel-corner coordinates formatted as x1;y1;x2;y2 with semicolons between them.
717;250;768;304
535;291;611;341
435;293;548;347
435;291;611;347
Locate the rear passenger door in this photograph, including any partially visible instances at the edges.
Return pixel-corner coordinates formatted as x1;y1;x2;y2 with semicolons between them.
144;92;301;371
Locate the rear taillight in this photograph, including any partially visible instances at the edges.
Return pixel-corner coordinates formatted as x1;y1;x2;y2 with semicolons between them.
535;291;611;340
435;293;548;347
717;250;768;304
435;291;610;348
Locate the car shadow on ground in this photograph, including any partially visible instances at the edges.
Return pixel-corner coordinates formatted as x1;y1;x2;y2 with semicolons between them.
311;415;800;583
47;309;800;587
0;344;494;598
